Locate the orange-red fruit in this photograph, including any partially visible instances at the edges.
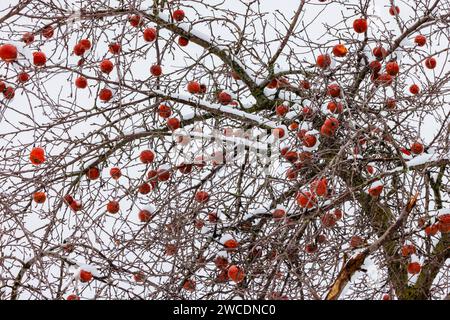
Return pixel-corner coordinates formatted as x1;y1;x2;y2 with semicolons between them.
64;194;74;205
324;117;339;131
275;104;289;116
334;209;343;220
312;178;328;197
369;60;382;72
368;184;383;197
407;262;421;275
143;28;157;42
109;167;121;179
300;80;311;90
385;98;396;109
33;51;46;66
228;265;245;283
139;150;155;164
296;191;316;208
187;81;201;94
327;101;343;114
409;84;420;95
178;163;193;174
75;76;87;89
218;91;232;105
150;64;162;77
182;279;195;291
305;243;318;254
389;6;400;15
70;201;82;212
86;167;100;180
138;209;152;222
157;168;171;181
353;18;368;33
133;272;145;282
138;183;151;194
289;122;299;131
425;224;439;236
382;294;391;300
401;244;416;257
0;44;18;62
327;83;341;97
375;74;393;86
3;86;15;99
283;151;298;163
73;43;85;56
79;270;93;283
266;79;279;89
100;59;113;74
109;43;121;54
224;239;239;250
79;39;91;50
373;46;387;60
321;213;337;228
42;26;54;39
424;57;436;69
129;15;141;27
272;208;286;220
22;32;35;44
214;256;228;269
437;214;450;233
167;118;180;130
303;134;317;148
158;104;172;118
172;9;185;21
321;127;334;139
414;35;426;47
18;72;30;83
332;44;348;57
30;147;45;165
178;36;189;46
195;191;209;203
106;200;120;214
316;54;331;69
99;88;113;101
67;294;80;300
410;142;424;155
386;61;399;76
33;191;46;203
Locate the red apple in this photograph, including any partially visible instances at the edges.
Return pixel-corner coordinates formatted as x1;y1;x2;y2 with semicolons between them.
79;270;93;283
424;57;436;69
332;44;348;57
353;18;368;33
414;35;426;47
139;150;155;163
172;9;185;22
75;76;87;89
0;44;18;62
99;88;113;101
409;84;420;95
33;51;47;66
99;59;114;74
316;54;331;69
109;167;121;179
386;61;399;76
150;64;162;77
106;200;120;214
195;191;209;203
143;28;157;42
